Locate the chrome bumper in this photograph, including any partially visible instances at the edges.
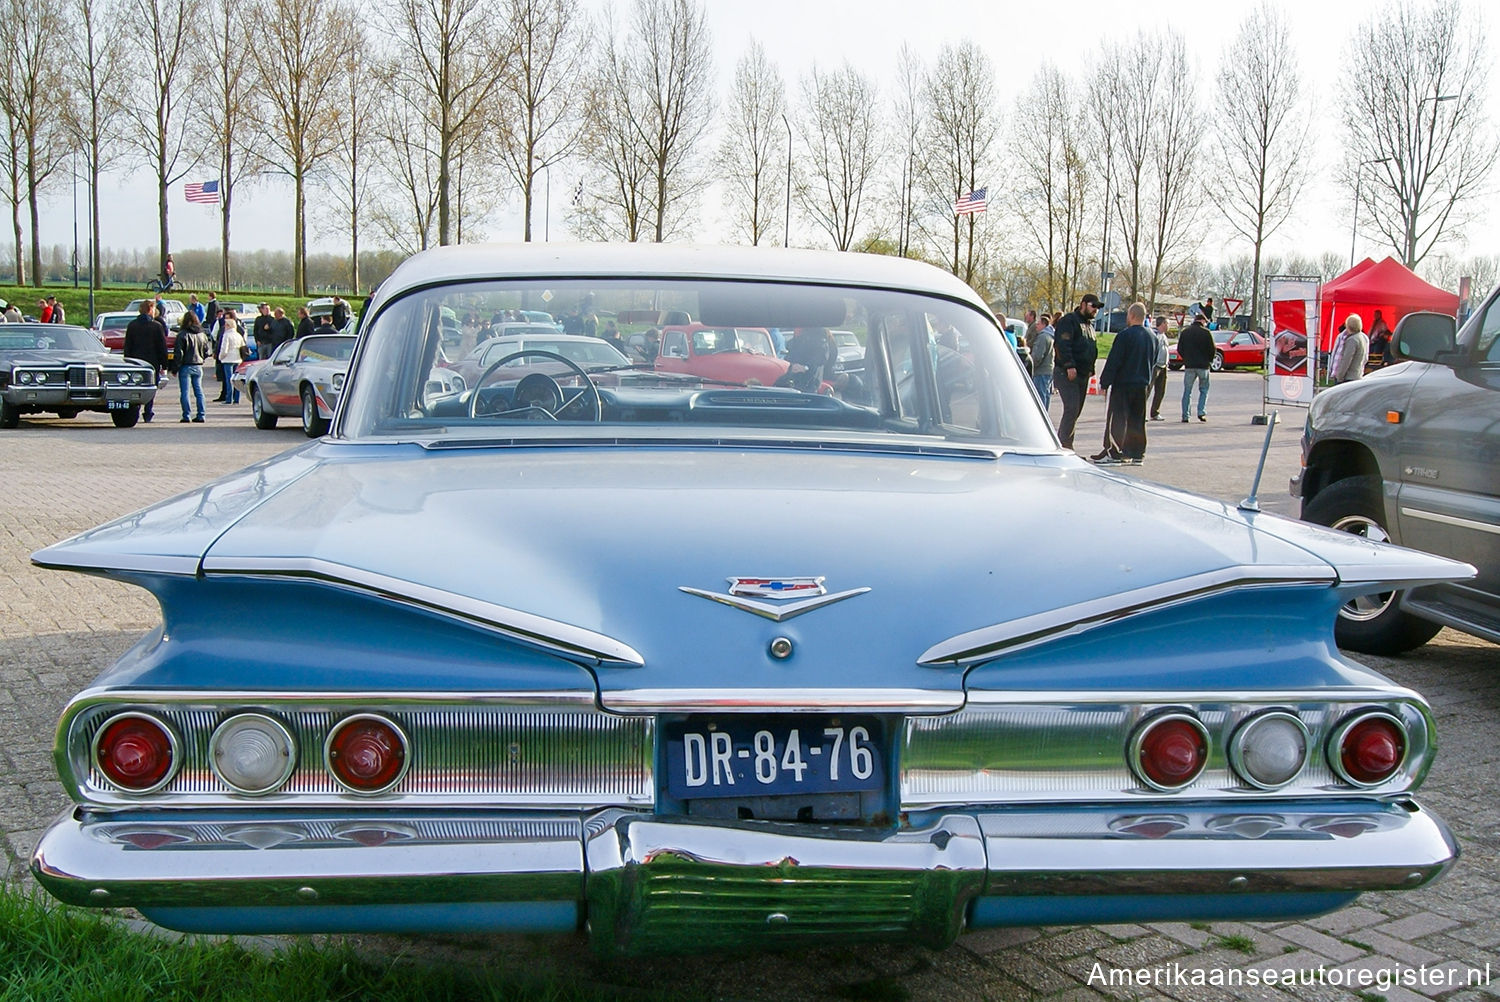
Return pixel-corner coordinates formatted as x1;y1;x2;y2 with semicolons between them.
33;800;1456;954
2;387;155;407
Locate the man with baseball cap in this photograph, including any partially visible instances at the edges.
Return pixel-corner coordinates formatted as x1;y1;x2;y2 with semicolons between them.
1052;293;1101;450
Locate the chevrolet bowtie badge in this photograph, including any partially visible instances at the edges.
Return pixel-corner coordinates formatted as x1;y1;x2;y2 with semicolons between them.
680;576;870;622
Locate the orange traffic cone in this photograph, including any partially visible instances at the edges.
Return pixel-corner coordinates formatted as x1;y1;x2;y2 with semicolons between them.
1087;374;1101;396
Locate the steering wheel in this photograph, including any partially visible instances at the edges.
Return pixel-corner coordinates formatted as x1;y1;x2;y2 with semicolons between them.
468;349;603;421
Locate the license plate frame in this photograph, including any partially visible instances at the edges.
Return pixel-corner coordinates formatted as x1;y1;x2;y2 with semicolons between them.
106;398;131;410
664;714;885;800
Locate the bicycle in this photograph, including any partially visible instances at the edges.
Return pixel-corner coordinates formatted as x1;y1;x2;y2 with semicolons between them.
146;276;178;293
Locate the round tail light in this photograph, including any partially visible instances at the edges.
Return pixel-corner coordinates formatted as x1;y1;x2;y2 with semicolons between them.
1130;713;1209;791
1229;711;1309;790
94;713;179;793
1330;712;1406;787
325;714;409;794
210;713;297;795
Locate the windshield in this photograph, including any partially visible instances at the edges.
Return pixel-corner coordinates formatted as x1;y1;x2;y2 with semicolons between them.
297;336;356;363
0;327;105;353
339;278;1053;448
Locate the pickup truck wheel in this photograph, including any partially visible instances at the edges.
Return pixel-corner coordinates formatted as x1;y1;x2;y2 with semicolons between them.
252;386;278;429
110;405;140;428
1303;475;1443;654
0;401;19;428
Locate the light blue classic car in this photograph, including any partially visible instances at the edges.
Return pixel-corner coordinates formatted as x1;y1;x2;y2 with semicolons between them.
31;245;1471;956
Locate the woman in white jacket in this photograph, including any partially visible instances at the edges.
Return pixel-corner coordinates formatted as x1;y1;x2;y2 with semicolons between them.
217;313;246;404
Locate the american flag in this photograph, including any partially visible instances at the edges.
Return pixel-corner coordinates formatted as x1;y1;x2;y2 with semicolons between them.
954;187;988;215
185;180;220;204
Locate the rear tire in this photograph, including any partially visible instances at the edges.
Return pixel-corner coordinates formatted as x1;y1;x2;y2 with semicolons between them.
110;405;140;428
1210;351;1224;372
301;385;329;437
252;386;278;429
56;407;79;418
0;402;19;428
1302;475;1444;654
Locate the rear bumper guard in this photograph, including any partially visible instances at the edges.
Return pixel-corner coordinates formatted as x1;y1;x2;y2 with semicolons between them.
32;800;1456;953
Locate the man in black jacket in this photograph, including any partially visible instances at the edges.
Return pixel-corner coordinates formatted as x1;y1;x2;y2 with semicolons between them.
251;303;275;365
1176;315;1216;422
121;300;168;423
1096;303;1155;464
1052;293;1101;449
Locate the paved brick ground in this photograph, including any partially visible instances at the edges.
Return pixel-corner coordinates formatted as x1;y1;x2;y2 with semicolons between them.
1;378;1495;1000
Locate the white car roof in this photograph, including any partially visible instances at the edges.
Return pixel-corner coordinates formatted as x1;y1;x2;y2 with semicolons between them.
370;243;992;316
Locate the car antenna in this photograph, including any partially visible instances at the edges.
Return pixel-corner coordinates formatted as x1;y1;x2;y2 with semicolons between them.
1238;409;1279;513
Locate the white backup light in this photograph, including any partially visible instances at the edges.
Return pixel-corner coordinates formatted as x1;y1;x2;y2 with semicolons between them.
210;713;297;795
1230;711;1309;790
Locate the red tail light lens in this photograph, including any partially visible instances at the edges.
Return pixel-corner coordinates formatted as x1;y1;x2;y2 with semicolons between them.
94;713;178;793
325;714;408;794
1331;712;1406;787
1130;714;1209;791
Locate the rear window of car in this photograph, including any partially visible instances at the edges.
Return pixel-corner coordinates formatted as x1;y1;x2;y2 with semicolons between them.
340;277;1051;449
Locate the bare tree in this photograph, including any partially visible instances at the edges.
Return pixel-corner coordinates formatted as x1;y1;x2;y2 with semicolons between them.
1342;0;1497;268
888;45;924;258
386;0;514;245
124;0;203;280
572;38;652;242
246;0;355;294
368;70;441;255
1098;37;1155;302
922;41;998;284
324;29;373;292
719;40;785;245
628;0;713;242
203;0;259;290
1013;64;1092;311
64;0;128;289
0;94;24;283
7;0;70;283
1143;33;1201;309
496;0;586;241
1211;3;1309;327
795;62;881;252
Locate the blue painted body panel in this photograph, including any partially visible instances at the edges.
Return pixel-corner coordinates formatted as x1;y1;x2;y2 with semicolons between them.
142;901;580;935
968;892;1357;927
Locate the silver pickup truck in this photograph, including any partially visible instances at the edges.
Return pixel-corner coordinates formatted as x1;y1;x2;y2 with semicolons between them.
1292;303;1499;654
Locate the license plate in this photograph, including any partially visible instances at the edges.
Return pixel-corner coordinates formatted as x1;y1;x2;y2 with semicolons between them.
106;399;131;410
664;715;884;799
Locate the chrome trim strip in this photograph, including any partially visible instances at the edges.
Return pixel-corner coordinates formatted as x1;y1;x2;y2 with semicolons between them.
1400;506;1500;537
31;551;202;577
678;586;870;622
918;567;1335;666
597;687;963;713
199;557;644;667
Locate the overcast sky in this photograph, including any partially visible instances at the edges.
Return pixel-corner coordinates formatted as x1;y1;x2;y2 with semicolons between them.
35;0;1500;274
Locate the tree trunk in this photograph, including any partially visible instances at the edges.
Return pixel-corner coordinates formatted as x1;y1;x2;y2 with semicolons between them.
294;171;306;296
221;187;231;292
90;158;101;289
11;203;23;286
26;147;40;285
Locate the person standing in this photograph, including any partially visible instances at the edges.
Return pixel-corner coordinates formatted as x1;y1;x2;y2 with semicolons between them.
1029;313;1054;404
1368;310;1391;367
1330;313;1369;384
37;298;52;323
1176;314;1215;422
1096;303;1155;465
330;295;350;331
252;303;274;363
1148;316;1170;421
270;306;295;354
1052;293;1101;450
122;300;168;423
3;302;21;322
46;296;65;323
217;313;245;404
188;293;205;324
1202;297;1215;327
295;306;314;340
173;312;212;422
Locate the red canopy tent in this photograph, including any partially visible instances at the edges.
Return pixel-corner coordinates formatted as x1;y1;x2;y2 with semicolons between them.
1318;256;1459;352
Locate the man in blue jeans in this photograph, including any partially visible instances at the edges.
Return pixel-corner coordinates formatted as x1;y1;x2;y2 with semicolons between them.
1175;315;1215;422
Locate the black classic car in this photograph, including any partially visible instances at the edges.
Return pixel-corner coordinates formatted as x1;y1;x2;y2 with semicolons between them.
0;324;159;428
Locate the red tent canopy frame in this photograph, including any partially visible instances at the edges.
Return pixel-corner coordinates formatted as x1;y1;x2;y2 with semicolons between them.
1318;256;1459;352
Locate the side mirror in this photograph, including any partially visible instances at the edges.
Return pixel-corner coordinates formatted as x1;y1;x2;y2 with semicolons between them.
1394;312;1457;363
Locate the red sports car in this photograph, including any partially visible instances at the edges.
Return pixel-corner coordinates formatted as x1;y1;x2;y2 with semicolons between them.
1168;329;1268;372
655;324;789;385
